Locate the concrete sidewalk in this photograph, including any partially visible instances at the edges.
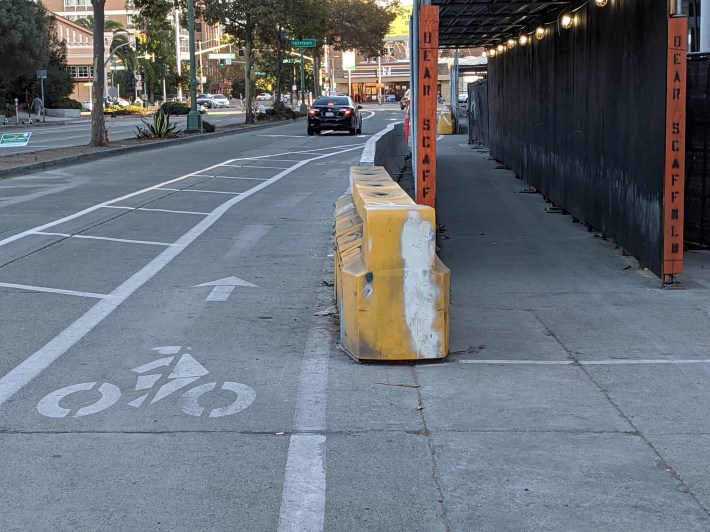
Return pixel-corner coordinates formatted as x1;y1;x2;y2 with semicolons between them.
423;133;710;529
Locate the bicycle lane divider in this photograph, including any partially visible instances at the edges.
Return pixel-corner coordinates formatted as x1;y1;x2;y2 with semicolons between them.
0;144;364;407
277;123;395;532
277;259;332;532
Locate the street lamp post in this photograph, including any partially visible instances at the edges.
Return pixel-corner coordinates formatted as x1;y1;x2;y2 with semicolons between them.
186;0;202;132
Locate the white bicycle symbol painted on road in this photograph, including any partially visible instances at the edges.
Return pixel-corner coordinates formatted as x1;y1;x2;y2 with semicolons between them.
37;346;256;419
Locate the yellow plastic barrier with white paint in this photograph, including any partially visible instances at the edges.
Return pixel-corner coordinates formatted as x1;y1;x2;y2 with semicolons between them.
334;166;450;362
438;105;454;135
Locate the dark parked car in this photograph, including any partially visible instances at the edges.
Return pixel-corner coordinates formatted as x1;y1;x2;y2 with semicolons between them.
307;96;362;136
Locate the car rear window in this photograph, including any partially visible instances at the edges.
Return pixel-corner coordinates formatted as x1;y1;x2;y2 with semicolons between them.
314;97;349;106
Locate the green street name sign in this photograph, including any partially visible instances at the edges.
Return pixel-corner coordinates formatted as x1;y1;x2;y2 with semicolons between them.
283;58;301;63
0;132;31;147
255;71;266;76
291;39;316;47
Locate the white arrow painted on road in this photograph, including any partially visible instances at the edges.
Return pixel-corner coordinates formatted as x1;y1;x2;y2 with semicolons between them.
193;276;258;301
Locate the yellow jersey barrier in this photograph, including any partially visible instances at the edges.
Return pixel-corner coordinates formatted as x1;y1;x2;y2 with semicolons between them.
438;105;454;135
334;166;450;362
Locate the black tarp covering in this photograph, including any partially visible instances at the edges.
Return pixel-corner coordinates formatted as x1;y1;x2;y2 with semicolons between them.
487;4;668;276
686;53;710;248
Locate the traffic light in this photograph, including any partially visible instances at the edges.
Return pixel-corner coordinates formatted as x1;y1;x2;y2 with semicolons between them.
135;38;141;55
219;59;226;67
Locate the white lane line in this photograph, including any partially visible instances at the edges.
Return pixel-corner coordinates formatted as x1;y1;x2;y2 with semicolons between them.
221;159;300;164
0;145;363;407
155;188;242;195
195;174;268;181
360;123;395;166
278;435;327;532
362;111;376;120
0;282;108;300
258;134;305;138
137;207;210;215
458;359;710;365
278;264;331;532
100;205;209;215
0;160;236;249
216;176;269;181
32;232;177;247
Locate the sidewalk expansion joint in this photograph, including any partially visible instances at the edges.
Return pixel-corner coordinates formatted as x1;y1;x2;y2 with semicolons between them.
532;309;710;519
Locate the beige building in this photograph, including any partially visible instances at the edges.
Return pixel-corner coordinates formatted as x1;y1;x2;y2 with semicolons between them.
51;14;97;102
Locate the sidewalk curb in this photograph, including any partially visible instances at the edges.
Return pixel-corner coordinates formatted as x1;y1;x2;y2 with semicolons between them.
0;118;301;180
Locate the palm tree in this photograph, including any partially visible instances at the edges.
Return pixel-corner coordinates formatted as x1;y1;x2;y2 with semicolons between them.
76;16;124;34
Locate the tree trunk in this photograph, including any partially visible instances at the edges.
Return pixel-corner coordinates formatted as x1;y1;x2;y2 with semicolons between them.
274;28;283;107
314;47;321;97
244;20;254;124
90;0;107;146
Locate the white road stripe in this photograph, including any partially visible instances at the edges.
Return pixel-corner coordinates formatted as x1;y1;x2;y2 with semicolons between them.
458;359;710;365
0;282;108;299
155;188;242;195
137;207;210;215
278;263;332;532
278;435;327;532
215;176;269;181
32;231;177;247
101;205;135;210
0;145;362;407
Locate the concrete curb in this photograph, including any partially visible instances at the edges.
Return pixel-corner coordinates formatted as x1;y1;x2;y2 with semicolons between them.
0;118;302;180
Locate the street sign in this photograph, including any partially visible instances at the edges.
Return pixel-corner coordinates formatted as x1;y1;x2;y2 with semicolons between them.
226;58;232;66
291;39;316;47
136;81;143;90
36;70;47;79
110;65;126;71
108;87;118;98
0;133;31;148
255;71;266;76
135;74;142;81
208;53;236;60
283;58;301;64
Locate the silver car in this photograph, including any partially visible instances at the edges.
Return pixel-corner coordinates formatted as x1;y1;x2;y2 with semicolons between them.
211;94;230;108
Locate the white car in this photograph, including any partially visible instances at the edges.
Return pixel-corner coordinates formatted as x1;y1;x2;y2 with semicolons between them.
256;93;272;101
211;94;230;108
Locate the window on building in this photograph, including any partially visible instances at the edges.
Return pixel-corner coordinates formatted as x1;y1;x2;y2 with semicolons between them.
64;0;75;6
66;66;78;78
78;66;90;78
127;15;135;29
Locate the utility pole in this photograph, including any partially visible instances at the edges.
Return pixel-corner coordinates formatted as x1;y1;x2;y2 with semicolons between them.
174;9;183;101
300;48;306;112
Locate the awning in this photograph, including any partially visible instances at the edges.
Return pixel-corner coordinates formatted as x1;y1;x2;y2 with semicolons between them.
430;0;572;48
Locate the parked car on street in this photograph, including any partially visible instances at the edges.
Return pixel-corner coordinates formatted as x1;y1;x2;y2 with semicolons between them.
307;96;362;136
256;93;273;101
211;94;230;108
196;94;214;108
400;89;410;110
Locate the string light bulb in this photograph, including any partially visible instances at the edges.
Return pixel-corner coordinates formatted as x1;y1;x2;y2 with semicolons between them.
519;34;529;46
507;38;516;49
535;26;545;40
488;48;496;58
561;14;573;29
482;50;487;58
594;0;608;5
497;44;504;53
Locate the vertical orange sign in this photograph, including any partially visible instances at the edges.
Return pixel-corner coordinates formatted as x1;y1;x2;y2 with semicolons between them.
417;6;439;207
663;17;687;281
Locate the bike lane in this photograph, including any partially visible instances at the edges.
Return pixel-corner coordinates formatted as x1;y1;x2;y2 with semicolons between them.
0;110;445;531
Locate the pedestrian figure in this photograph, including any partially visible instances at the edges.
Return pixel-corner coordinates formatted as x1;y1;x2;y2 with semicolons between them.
31;94;43;120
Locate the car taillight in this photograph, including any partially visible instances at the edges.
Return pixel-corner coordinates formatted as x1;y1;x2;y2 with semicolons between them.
308;108;318;115
342;109;352;116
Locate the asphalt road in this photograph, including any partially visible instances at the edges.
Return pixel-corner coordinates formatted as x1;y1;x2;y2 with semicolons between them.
0;108;250;155
0;107;444;531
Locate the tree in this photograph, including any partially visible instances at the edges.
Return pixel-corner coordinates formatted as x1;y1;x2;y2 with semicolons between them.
0;1;72;109
90;0;107;146
199;0;261;123
0;0;52;82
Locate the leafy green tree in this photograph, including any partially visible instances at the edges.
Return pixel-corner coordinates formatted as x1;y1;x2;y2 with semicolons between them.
0;0;52;82
0;1;72;109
